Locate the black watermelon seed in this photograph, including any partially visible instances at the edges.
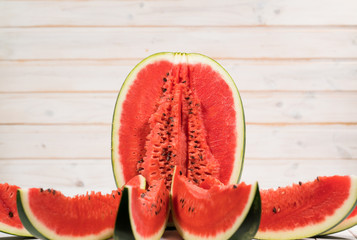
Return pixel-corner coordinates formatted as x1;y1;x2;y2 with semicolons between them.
316;177;320;182
182;80;186;83
273;207;277;213
193;179;198;183
163;77;167;82
88;196;91;200
47;189;51;193
166;72;169;76
188;207;191;212
40;188;44;192
117;191;121;195
52;190;56;195
299;181;302;186
8;211;13;218
141;193;145;198
194;140;199;143
163;113;166;116
198;154;203;159
192;208;195;212
112;194;115;199
162;88;167;92
179;171;182;175
233;185;237;189
185;97;190;100
194;146;198;148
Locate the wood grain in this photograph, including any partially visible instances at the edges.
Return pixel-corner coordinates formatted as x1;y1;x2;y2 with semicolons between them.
1;60;357;92
1;125;356;160
0;92;356;124
1;28;357;60
0;158;355;192
1;0;356;27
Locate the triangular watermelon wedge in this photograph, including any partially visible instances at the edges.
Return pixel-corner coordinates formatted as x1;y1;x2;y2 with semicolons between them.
256;175;357;239
114;175;170;240
170;167;261;240
17;187;122;240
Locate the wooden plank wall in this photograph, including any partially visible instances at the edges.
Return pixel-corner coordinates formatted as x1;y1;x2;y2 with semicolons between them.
0;1;357;238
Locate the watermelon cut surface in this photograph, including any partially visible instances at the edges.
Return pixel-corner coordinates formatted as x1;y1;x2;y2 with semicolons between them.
171;167;261;240
0;183;31;237
112;52;245;189
114;175;170;240
256;175;357;240
17;188;122;240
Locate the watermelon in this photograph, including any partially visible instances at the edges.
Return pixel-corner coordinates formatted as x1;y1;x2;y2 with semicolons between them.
171;167;261;239
17;188;122;240
0;183;31;237
112;52;245;189
114;175;170;240
256;175;357;240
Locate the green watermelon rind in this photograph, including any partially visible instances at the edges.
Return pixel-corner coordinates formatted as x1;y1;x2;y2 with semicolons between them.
170;167;259;240
255;175;357;240
230;184;261;240
111;52;246;188
17;189;114;240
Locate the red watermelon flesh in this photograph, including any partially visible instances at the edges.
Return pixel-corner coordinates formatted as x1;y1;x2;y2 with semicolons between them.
256;175;357;239
112;53;245;189
17;188;122;240
0;183;31;237
171;167;260;239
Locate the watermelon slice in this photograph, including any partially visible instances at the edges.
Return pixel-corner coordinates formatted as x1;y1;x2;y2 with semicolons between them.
171;167;261;239
17;187;122;240
256;175;357;240
0;183;31;237
112;52;245;189
114;176;170;240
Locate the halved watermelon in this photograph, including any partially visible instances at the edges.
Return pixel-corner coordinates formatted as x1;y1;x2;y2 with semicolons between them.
171;167;261;239
114;176;170;240
112;52;245;189
17;188;122;240
256;175;357;240
0;183;31;237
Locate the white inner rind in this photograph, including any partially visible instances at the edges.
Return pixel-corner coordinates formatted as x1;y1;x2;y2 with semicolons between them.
172;182;258;240
0;221;32;237
112;52;245;187
19;189;114;240
255;175;357;240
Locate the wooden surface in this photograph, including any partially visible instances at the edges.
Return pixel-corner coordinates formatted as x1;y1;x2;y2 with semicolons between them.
0;0;356;239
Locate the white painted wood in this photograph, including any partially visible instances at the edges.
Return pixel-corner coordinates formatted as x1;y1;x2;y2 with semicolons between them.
1;158;355;191
1;28;357;60
0;125;356;160
1;60;356;92
0;92;356;124
241;159;357;189
0;0;356;27
0;159;116;194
